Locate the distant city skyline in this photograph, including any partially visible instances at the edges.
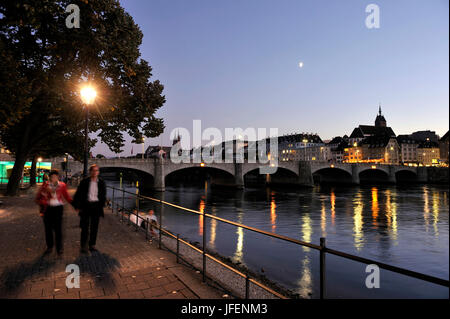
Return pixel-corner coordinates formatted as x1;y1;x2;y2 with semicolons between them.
92;0;449;157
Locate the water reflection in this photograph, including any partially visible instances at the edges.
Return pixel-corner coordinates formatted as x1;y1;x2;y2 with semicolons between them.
301;213;312;252
385;189;398;241
353;190;364;250
321;200;326;236
330;190;336;226
270;192;277;232
209;207;217;249
232;208;245;264
432;191;439;237
107;181;449;297
423;186;430;232
296;256;312;298
198;196;205;236
371;187;379;227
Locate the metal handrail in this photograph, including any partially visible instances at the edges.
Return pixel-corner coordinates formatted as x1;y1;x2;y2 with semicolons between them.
108;186;450;299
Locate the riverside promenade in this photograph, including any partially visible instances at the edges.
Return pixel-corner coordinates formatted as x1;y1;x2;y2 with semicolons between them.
0;188;224;299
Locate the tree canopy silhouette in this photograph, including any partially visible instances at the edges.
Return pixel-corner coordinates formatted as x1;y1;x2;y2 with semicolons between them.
0;0;165;195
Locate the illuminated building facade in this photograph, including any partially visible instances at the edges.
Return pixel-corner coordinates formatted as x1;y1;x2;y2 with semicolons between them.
439;131;449;164
397;135;419;164
278;133;327;162
417;141;440;166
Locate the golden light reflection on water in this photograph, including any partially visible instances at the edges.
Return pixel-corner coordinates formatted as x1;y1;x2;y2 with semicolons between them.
353;191;364;250
270;192;277;232
385;189;398;241
321;200;326;236
301;213;312;252
330;190;336;226
423;187;430;232
233;208;244;263
432;191;440;237
296;256;312;298
209;207;217;249
198;196;205;236
371;187;379;227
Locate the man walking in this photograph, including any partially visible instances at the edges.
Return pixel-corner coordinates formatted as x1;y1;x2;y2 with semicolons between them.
73;164;106;253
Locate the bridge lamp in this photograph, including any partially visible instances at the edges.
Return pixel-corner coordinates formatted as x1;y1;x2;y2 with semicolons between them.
330;164;335;168
141;137;146;159
80;85;97;177
371;165;377;169
200;162;205;167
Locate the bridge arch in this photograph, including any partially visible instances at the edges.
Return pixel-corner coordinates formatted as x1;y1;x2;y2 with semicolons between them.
244;166;299;186
359;167;389;183
242;162;298;177
395;168;418;183
312;167;353;184
99;166;154;189
165;165;236;187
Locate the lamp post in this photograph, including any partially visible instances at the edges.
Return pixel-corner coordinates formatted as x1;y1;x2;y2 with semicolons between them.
37;157;42;183
64;153;69;182
142;137;145;159
80;85;97;177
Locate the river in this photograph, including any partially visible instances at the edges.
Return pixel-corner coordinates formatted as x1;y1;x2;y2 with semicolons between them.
106;181;449;298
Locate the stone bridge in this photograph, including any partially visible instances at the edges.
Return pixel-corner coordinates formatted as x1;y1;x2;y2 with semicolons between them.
52;158;426;191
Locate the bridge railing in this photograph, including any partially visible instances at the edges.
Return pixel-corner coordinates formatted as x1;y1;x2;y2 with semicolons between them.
107;186;449;299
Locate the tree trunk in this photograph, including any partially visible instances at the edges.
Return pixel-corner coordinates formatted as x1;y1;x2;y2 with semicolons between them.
5;151;28;196
29;155;37;187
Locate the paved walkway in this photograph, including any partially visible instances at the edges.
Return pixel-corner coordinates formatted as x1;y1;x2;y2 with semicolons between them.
0;188;224;299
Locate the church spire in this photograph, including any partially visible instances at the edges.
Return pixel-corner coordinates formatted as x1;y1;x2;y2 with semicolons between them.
375;104;386;127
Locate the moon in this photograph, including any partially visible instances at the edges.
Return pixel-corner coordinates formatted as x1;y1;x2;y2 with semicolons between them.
298;61;304;68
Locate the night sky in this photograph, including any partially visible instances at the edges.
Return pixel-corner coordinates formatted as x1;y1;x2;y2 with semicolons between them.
92;0;449;157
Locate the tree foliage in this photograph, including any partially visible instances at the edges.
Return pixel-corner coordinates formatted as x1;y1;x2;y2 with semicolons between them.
0;0;165;194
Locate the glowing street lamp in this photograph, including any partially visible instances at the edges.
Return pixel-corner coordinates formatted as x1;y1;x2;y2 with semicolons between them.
80;86;97;105
80;85;97;177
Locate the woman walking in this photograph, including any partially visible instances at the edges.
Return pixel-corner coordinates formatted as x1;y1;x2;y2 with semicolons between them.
35;170;73;256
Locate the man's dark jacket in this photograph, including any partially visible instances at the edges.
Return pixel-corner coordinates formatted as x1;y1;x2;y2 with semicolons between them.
73;177;106;217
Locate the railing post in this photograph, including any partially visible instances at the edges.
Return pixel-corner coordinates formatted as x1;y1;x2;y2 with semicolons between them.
245;274;250;299
121;188;125;223
320;237;326;299
202;209;207;282
176;234;180;264
136;197;139;231
159;200;163;249
145;214;148;240
111;187;115;214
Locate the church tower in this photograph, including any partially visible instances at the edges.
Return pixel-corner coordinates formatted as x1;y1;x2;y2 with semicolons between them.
375;105;387;127
172;130;181;145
